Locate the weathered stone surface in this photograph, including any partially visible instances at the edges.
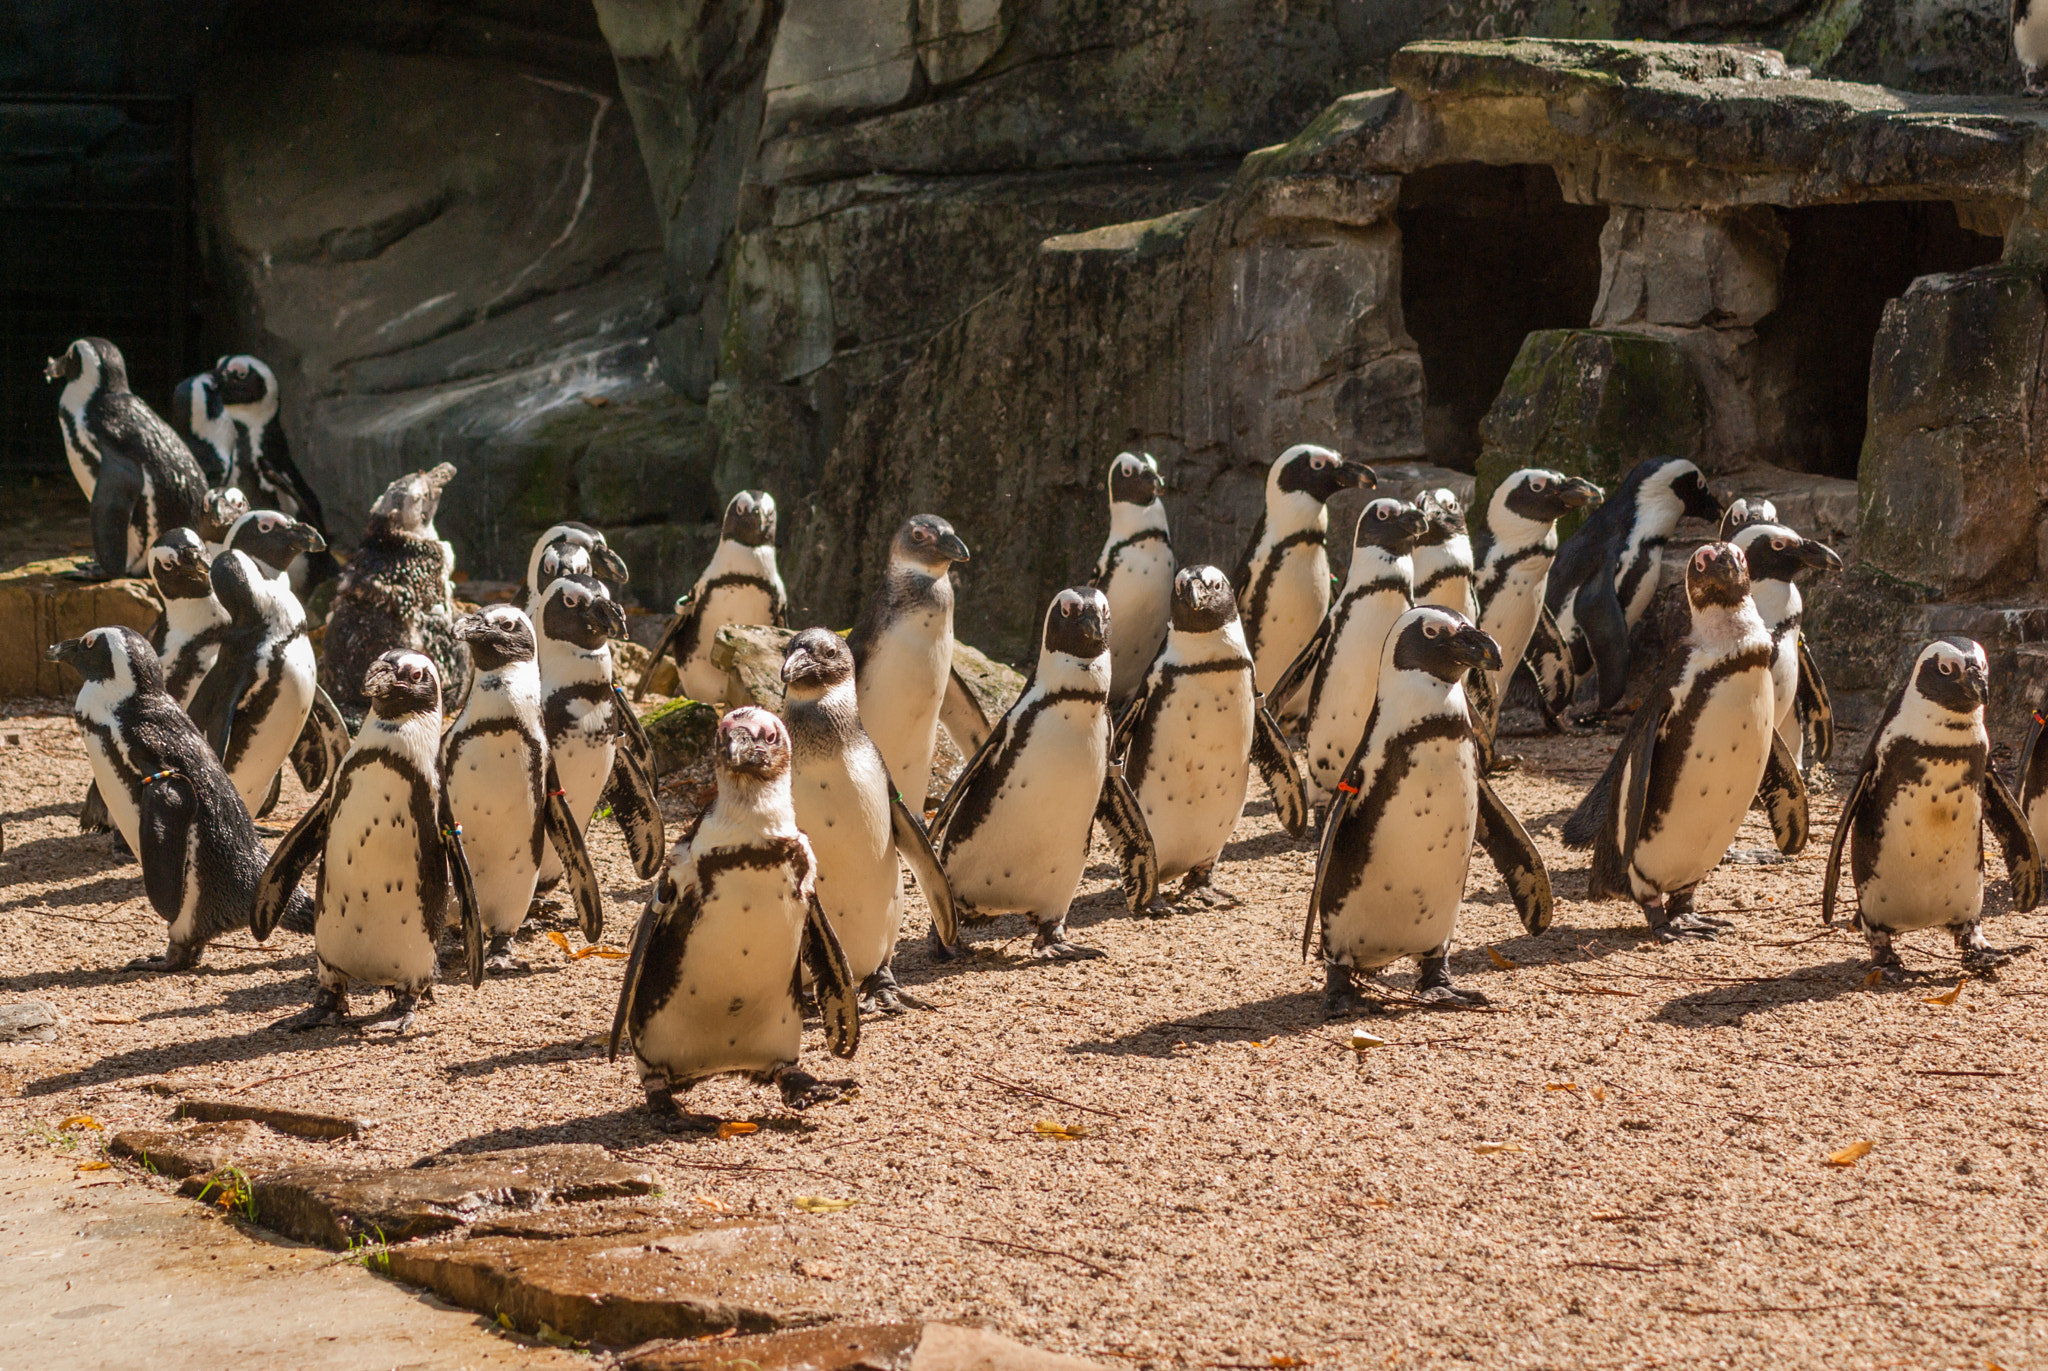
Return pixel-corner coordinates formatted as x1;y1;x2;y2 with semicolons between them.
0;1001;61;1043
174;1099;371;1141
762;0;919;137
645;698;721;776
108;1122;270;1180
917;0;1011;88
1592;207;1787;328
711;624;800;710
1800;567;1929;696
0;560;159;700
947;641;1026;727
620;1320;1115;1371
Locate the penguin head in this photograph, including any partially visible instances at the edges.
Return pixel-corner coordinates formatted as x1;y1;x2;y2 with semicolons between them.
1170;565;1238;634
1107;452;1164;507
1415;488;1468;544
537;542;592;586
1718;497;1780;540
529;522;628;589
210;355;277;413
227;510;326;575
369;463;457;535
1352;499;1428;556
147;528;213;599
201;488;251;545
722;491;778;549
1684;541;1752;610
49;626;161;695
1638;457;1724;524
1271;444;1375;505
44;338;124;393
717;706;791;780
1042;586;1110;661
171;372;228;438
363;650;442;719
1388;606;1501;682
893;515;971;572
1913;638;1989;714
1493;469;1602;528
456;605;537;671
539;574;627;650
781;627;854;694
1728;522;1842;584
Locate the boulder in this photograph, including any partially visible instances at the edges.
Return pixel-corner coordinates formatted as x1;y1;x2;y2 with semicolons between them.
644;698;721;777
0;560;159;700
1591;207;1786;330
711;624;799;711
0;1001;61;1043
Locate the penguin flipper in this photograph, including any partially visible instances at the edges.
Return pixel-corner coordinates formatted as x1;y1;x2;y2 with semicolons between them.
940;664;992;756
802;889;861;1060
612;685;654;774
1304;758;1365;959
1474;773;1553;934
1093;760;1160;911
79;781;112;834
605;742;667;880
632;606;690;702
137;773;197;924
1795;633;1835;765
1758;728;1810;856
608;896;665;1063
290;688;352;792
930;710;1011;850
186;625;265;763
2020;701;2048;817
543;755;606;944
1577;691;1663;900
439;788;486;990
890;792;959;950
1465;665;1499;748
1267;616;1331;716
88;457;144;578
1573;564;1630;715
1821;764;1873;929
1250;695;1311;840
253;783;331;940
1524;607;1574;724
1982;768;2043;913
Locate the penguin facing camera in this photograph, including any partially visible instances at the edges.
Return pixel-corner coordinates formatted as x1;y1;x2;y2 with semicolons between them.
516;521;630;613
1470;469;1602;740
1411;487;1477;620
1090;452;1175;706
640;491;785;704
849;513;978;808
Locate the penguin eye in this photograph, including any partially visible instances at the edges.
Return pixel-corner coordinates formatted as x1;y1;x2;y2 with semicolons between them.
1939;659;1957;676
1309;453;1329;470
1059;601;1075;618
913;528;933;545
1374;506;1388;521
1529;478;1546;492
1772;538;1789;551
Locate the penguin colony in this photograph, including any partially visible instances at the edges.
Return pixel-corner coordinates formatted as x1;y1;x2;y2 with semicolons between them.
35;334;2046;1131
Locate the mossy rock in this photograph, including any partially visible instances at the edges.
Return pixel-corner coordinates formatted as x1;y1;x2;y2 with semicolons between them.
642;698;721;778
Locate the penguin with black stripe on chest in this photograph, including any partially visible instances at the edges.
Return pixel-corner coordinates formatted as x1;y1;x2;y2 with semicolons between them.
849;514;973;807
52;626;315;971
513;521;630;613
1562;542;1810;940
1232;444;1376;718
641;491;785;705
147;528;230;708
1721;511;1841;771
1470;468;1602;732
1830;639;2041;978
254;650;484;1032
204;356;341;589
610;707;860;1132
1091;452;1174;705
1411;488;1477;620
1306;607;1553;1017
169;368;234;489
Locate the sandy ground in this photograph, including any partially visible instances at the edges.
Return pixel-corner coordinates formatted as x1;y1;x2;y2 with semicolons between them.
5;695;2048;1371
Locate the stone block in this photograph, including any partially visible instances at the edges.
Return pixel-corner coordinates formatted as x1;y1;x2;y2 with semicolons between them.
0;1001;61;1043
1591;206;1786;328
917;0;1010;87
620;1321;1114;1371
711;624;800;710
108;1122;271;1180
174;1098;371;1140
0;559;160;700
762;0;919;136
644;698;721;776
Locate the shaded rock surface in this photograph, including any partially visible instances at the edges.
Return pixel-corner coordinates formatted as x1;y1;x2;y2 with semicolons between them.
620;1321;1114;1371
0;560;160;700
107;1121;273;1180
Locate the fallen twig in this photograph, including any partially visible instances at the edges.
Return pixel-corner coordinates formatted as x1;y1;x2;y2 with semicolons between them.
861;1216;1123;1280
970;1069;1124;1119
1563;1259;1684;1272
1909;1069;2014;1079
229;1064;333;1095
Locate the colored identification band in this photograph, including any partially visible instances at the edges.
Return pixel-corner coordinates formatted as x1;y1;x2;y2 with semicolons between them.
547;788;566;797
2035;711;2046;728
139;769;181;785
442;823;462;839
1335;781;1359;795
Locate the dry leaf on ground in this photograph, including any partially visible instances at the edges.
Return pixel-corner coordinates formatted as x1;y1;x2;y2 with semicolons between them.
76;1160;110;1171
792;1195;859;1213
1348;1030;1386;1051
1924;979;1966;1007
1486;947;1519;970
57;1115;101;1131
1035;1119;1090;1141
1545;1082;1579;1092
1827;1140;1875;1166
1472;1141;1527;1155
546;931;627;960
718;1121;758;1139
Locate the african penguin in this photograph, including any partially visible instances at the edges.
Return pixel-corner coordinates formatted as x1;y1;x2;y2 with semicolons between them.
1117;566;1308;908
1471;468;1602;711
208;355;334;559
146;528;230;708
934;586;1146;961
45;338;209;581
1542;456;1723;717
168;368;234;488
1717;497;1777;539
1828;639;2041;977
442;605;604;973
1307;606;1551;1017
1725;518;1842;769
1091;452;1174;705
1563;542;1809;940
644;491;785;705
849;514;972;807
781;628;959;1010
516;521;630;613
319;464;465;727
199;487;251;558
51;626;313;971
2018;0;2048;95
610;707;859;1131
1410;488;1477;620
1232;444;1376;718
255;650;483;1032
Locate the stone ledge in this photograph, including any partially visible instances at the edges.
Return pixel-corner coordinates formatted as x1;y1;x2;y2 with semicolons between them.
0;557;160;700
620;1321;1113;1371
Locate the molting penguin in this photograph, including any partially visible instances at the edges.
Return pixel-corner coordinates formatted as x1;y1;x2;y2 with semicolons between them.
515;521;630;614
1471;468;1602;726
933;587;1155;960
2018;0;2048;95
1540;456;1723;717
1829;639;2040;977
1725;517;1842;769
1090;452;1174;704
1562;542;1809;939
1116;566;1308;908
1410;488;1477;620
1306;607;1551;1017
781;628;959;1010
52;627;313;970
610;707;859;1131
1233;444;1376;717
442;605;604;973
255;650;483;1032
45;338;209;581
642;492;785;704
848;514;973;807
1269;498;1427;809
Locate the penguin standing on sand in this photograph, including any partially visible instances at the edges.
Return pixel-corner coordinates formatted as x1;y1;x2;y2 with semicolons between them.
1091;453;1174;704
255;651;484;1032
610;707;859;1131
1724;517;1842;769
1562;542;1809;940
515;522;630;613
849;514;973;807
933;587;1156;960
1830;639;2040;976
441;605;605;973
1233;444;1376;717
319;464;465;726
642;492;786;704
1116;566;1308;908
52;627;313;971
1307;607;1552;1016
1470;469;1602;726
46;338;209;581
1411;489;1477;619
781;628;958;1009
1539;456;1723;718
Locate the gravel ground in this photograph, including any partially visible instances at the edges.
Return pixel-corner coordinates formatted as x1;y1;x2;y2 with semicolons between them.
5;698;2048;1370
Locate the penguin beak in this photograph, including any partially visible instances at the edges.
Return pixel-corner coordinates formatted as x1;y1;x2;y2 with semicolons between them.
594;546;630;583
1966;660;1989;701
363;660;398;697
938;531;971;564
1560;477;1603;509
285;522;326;556
1685;483;1726;523
779;647;815;685
1446;624;1503;673
1142;469;1165;500
43;355;67;383
47;638;85;671
1394;506;1430;540
1337;461;1377;491
1793;539;1844;573
598;596;628;640
454;612;489;643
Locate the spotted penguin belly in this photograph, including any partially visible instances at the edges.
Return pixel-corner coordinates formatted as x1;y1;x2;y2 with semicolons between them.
1630;670;1773;897
540;717;614;885
1136;681;1253;880
679;584;779;703
858;616;950;803
1105;546;1174;700
793;751;899;982
447;732;542;937
316;764;441;992
1855;761;1984;933
1323;736;1478;970
1253;548;1330;702
944;707;1105;917
633;866;806;1084
1305;595;1404;804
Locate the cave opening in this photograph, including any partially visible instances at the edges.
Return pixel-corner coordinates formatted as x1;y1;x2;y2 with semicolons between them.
1396;162;1607;471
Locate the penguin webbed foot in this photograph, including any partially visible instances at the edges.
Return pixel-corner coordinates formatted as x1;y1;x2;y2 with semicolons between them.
1645;892;1719;941
1030;923;1105;961
1956;925;2030;971
1321;965;1366;1021
1414;955;1490;1008
859;965;934;1014
644;1086;723;1133
1175;867;1238;910
109;830;133;859
62;562;113;584
772;1066;856;1111
483;934;531;975
128;943;204;974
356;990;423;1036
271;987;348;1033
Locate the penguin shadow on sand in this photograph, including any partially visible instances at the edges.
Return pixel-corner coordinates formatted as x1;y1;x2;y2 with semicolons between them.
0;869;141;916
444;1109;823;1155
22;1017;370;1098
1064;989;1327;1058
442;1036;609;1081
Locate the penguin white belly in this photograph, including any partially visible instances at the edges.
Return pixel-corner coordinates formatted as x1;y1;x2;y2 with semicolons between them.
317;765;440;990
541;705;615;884
2020;6;2048;66
1105;545;1174;701
1619;548;1665;629
1481;561;1548;694
1324;735;1478;969
1769;630;1800;756
81;732;143;854
679;584;780;703
634;867;806;1082
793;747;900;982
230;638;316;812
1856;762;1984;933
63;434;96;501
1135;678;1253;880
947;707;1106;916
127;470;155;574
858;616;949;802
1254;549;1331;702
1630;670;1774;896
446;731;543;937
1305;594;1406;804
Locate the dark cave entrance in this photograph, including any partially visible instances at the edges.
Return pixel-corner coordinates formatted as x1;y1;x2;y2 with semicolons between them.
1397;162;1607;471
